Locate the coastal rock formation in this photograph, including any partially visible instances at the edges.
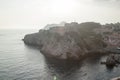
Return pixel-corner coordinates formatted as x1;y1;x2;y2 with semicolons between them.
101;54;120;67
106;54;120;67
23;22;107;60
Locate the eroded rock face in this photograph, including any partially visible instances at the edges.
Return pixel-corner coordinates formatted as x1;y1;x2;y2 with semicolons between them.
23;22;107;60
105;54;120;67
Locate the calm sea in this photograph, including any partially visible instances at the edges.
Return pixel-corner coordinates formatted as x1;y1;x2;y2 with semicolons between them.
0;29;120;80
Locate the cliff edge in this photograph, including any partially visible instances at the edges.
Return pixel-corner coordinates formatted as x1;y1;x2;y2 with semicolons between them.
23;22;107;60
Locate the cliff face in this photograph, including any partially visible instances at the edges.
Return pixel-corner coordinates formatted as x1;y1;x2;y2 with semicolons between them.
23;22;107;60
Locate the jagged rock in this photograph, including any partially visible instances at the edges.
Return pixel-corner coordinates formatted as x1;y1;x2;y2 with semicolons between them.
23;22;107;60
106;54;117;66
101;54;120;67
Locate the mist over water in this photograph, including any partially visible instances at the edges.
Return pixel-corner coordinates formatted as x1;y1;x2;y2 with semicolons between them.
0;29;120;80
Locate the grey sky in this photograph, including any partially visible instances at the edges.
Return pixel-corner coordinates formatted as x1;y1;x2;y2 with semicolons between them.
0;0;120;29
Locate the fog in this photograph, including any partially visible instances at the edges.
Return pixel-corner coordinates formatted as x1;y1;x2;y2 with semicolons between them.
0;0;120;29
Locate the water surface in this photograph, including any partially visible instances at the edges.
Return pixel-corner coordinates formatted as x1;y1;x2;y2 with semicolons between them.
0;29;120;80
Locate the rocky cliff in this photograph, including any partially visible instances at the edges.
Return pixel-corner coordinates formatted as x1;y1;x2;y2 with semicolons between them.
23;22;107;60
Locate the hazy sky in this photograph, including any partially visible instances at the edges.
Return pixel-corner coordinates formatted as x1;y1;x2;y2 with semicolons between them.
0;0;120;29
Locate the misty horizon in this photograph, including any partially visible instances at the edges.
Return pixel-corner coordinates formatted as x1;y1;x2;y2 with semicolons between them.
0;0;120;29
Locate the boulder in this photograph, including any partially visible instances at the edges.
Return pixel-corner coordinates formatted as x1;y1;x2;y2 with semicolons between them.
106;54;117;67
101;54;120;67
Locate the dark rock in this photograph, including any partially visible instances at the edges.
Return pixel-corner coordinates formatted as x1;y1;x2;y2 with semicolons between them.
106;54;117;67
23;22;107;60
101;54;120;67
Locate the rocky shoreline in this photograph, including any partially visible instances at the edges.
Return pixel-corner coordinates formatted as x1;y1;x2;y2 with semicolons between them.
23;22;120;80
23;22;107;60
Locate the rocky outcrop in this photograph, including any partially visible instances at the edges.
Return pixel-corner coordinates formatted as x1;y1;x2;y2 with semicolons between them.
101;54;120;67
23;22;107;60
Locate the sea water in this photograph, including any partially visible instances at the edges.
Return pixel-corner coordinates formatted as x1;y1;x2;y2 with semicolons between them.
0;29;120;80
